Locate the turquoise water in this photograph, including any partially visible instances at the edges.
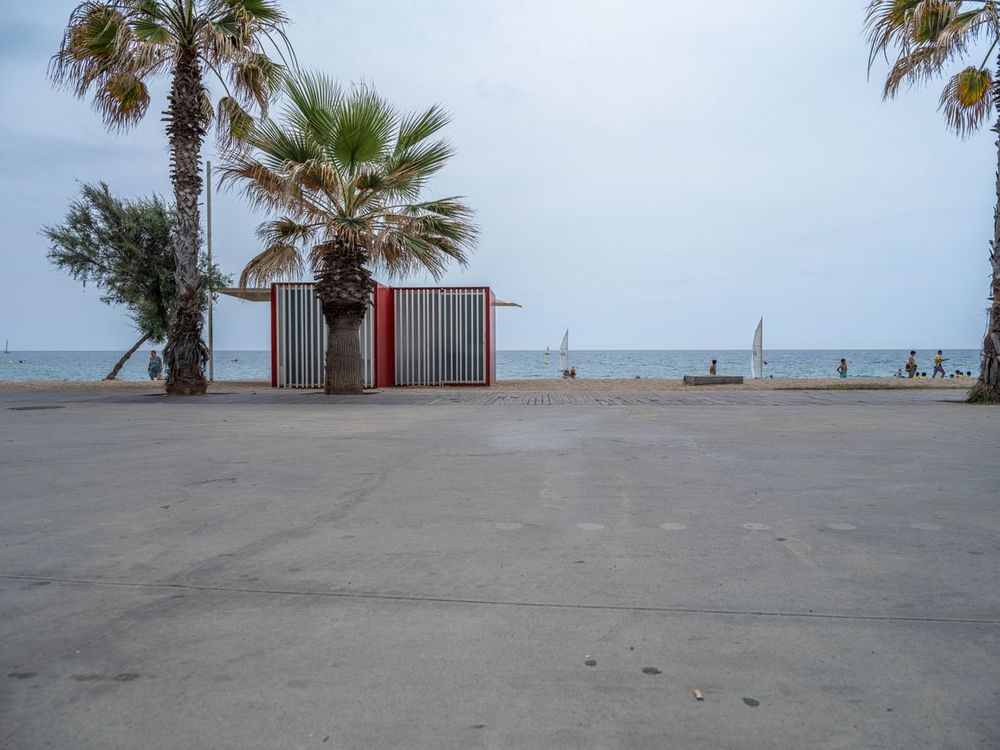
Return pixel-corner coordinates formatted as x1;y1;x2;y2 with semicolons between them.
0;349;981;381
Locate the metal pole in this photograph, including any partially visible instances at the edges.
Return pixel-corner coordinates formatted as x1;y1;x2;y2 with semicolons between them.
206;160;214;382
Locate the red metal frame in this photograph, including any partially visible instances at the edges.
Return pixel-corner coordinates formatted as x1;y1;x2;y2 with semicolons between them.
375;284;395;388
270;283;278;387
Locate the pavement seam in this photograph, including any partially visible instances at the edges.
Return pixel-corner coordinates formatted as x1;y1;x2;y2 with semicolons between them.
3;574;997;626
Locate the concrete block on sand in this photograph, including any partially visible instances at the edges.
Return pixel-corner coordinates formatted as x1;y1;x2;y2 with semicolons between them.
683;374;745;385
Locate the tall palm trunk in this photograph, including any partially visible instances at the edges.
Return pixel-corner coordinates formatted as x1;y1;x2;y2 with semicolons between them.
315;242;373;395
969;62;1000;404
163;46;208;396
104;332;152;380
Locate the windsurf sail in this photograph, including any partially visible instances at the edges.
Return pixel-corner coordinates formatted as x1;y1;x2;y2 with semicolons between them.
750;318;763;379
559;329;569;372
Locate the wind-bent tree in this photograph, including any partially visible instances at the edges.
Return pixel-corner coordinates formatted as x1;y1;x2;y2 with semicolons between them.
51;1;292;395
43;182;227;380
867;0;1000;403
222;73;477;394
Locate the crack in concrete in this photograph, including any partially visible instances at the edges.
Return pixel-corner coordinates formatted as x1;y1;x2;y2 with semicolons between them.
3;573;997;626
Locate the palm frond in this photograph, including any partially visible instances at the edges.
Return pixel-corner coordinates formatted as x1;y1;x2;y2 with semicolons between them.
329;84;398;174
217;95;254;148
911;0;957;43
95;71;150;128
132;16;171;44
249;116;327;169
219;154;297;212
51;3;133;94
935;6;999;51
940;65;993;136
256;216;320;247
370;199;477;279
229;0;288;25
239;239;303;286
285;159;345;202
866;0;925;71
231;52;284;113
883;44;943;97
395;105;451;153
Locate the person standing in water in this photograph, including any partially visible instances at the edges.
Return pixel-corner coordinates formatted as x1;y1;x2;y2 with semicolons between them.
148;350;163;381
837;359;848;378
905;351;918;378
932;350;949;378
709;359;717;375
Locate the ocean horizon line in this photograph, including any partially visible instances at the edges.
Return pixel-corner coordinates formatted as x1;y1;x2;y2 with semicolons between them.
2;347;983;353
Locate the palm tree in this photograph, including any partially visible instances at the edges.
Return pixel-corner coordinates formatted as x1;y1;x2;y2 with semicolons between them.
867;1;1000;403
222;72;478;395
51;1;293;395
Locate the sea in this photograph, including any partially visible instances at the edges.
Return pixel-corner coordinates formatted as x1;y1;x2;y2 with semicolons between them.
0;349;982;382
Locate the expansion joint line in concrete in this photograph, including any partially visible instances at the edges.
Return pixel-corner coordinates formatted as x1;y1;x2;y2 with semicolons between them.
4;574;998;626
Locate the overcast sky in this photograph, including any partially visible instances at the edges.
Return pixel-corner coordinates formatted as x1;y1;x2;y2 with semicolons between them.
0;0;992;351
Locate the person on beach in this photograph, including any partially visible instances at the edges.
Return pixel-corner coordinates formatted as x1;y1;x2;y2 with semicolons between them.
709;359;717;375
905;351;917;378
148;350;163;381
837;359;848;378
932;350;949;378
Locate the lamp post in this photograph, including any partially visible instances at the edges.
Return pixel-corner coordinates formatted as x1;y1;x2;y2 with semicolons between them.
206;160;214;382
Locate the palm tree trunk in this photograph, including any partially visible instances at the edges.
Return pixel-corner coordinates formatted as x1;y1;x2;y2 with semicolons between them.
969;63;1000;404
316;242;373;395
163;46;208;396
104;333;152;381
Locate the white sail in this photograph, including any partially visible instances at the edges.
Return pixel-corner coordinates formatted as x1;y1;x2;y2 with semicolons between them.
559;329;569;372
750;318;763;379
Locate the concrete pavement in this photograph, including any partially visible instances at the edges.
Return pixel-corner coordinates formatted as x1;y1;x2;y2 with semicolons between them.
1;388;998;748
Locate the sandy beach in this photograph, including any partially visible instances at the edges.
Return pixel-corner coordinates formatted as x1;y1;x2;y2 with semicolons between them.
0;376;973;392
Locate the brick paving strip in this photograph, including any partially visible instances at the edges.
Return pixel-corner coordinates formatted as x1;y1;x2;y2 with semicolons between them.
0;383;969;407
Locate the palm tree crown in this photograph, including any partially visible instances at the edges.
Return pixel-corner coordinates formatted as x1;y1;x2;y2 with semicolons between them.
51;0;291;140
224;72;477;288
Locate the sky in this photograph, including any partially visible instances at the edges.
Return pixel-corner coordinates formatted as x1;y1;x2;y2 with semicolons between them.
0;0;993;351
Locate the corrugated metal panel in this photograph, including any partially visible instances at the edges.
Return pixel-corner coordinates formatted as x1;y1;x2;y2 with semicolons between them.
393;288;487;385
274;284;374;388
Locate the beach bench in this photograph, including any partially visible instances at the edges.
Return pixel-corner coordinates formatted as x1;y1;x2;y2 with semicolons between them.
683;375;744;386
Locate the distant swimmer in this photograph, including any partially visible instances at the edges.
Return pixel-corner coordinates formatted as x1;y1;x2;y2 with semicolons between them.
709;359;717;375
148;350;163;381
837;358;848;378
932;350;949;378
905;351;917;378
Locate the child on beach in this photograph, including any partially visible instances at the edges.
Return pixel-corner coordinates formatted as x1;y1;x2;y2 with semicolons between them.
709;360;717;375
837;359;848;378
148;350;163;381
